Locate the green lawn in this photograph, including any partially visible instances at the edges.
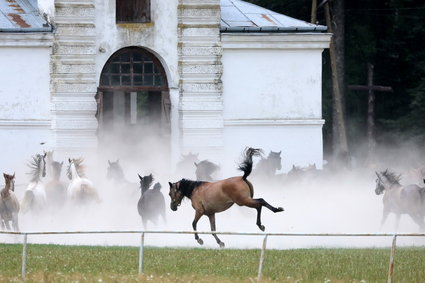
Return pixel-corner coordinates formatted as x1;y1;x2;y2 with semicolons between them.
0;244;424;282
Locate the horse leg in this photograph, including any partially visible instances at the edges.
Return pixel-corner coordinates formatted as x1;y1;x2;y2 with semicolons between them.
207;214;224;248
12;214;19;232
192;211;204;245
380;208;389;228
4;219;11;230
394;214;401;231
238;198;283;231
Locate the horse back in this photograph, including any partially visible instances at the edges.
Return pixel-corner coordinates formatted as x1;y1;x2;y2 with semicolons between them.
199;176;252;203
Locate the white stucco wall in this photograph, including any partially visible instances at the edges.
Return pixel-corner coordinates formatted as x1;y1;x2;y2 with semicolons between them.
221;33;331;174
0;33;53;181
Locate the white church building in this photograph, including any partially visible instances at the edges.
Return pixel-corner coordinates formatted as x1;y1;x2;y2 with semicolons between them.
0;0;330;177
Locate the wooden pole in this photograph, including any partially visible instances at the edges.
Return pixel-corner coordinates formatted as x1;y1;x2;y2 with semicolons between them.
325;2;349;157
348;64;393;163
311;0;318;24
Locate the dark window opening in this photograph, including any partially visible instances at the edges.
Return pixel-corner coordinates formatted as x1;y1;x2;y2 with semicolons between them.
116;0;151;23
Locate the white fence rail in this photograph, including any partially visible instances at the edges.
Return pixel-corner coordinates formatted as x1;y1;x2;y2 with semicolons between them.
1;230;425;282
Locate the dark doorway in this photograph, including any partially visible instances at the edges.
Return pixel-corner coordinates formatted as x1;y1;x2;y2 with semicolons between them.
96;47;170;165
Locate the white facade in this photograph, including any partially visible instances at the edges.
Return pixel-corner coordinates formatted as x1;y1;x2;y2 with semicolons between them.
0;32;53;176
222;33;330;173
0;0;330;179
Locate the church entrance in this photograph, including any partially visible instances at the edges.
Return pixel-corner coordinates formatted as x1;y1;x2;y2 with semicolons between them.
96;47;170;167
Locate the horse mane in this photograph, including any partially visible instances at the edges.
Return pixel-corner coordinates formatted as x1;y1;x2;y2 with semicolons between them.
27;154;44;182
69;158;86;178
179;179;205;198
238;147;263;180
381;169;401;185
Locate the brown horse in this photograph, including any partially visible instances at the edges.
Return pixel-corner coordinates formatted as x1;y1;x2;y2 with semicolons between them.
168;147;284;248
0;173;20;231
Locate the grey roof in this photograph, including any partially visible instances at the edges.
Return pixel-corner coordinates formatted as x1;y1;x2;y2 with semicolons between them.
221;0;327;33
0;0;52;32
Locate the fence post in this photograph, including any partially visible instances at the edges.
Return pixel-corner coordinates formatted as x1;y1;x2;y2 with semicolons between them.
138;232;145;274
257;234;268;282
387;234;397;283
21;233;28;279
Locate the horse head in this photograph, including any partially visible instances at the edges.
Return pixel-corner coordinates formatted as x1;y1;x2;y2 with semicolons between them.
107;160;124;181
168;181;185;211
268;151;282;171
375;172;385;195
3;172;15;191
139;173;154;194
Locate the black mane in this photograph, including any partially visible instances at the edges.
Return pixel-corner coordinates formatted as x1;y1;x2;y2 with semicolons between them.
179;179;205;198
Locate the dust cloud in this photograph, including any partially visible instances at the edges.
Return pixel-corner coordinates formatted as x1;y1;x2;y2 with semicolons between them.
1;134;425;250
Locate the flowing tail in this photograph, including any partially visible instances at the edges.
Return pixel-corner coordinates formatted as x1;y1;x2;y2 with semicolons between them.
238;147;263;180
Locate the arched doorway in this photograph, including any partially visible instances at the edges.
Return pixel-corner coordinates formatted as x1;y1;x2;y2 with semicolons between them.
96;47;170;164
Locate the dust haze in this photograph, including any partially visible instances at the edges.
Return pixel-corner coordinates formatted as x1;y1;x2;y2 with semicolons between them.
1;132;425;250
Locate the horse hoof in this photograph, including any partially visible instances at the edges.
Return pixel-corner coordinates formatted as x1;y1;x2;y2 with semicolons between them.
219;242;225;248
277;207;284;212
259;225;265;231
197;238;204;245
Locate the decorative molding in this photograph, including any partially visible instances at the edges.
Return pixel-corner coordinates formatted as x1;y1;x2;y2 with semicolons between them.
0;119;51;129
224;119;325;126
0;33;53;47
222;33;332;50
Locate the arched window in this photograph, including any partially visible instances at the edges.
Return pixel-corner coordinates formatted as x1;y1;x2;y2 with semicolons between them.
100;47;167;89
97;47;170;140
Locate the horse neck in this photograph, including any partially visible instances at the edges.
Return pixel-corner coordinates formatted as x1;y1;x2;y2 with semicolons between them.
1;181;12;197
70;163;81;181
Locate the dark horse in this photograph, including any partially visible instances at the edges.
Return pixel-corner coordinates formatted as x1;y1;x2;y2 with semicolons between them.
375;169;425;230
254;150;282;178
0;173;20;231
168;147;284;248
137;174;166;228
195;160;220;181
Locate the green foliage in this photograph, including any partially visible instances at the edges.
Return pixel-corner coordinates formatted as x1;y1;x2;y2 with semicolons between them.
245;0;425;155
1;244;425;282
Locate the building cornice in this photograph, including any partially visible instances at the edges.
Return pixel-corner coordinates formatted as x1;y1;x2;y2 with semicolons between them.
0;33;53;47
221;33;331;50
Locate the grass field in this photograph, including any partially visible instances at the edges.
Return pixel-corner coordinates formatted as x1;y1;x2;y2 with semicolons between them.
1;243;424;282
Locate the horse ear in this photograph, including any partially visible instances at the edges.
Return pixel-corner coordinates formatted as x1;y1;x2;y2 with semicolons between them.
108;160;112;166
68;158;71;163
3;173;6;179
292;165;295;169
60;161;64;166
138;174;142;180
12;172;15;178
278;151;281;155
194;162;198;167
168;182;173;187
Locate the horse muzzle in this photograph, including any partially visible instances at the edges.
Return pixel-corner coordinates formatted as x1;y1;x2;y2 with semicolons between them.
170;203;178;211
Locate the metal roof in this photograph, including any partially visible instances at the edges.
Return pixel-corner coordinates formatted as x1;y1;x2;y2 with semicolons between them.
0;0;52;32
221;0;327;33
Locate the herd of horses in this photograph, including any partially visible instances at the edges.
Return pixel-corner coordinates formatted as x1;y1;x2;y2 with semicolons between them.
1;147;425;247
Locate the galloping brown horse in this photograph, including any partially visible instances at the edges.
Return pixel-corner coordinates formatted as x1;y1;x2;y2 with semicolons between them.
168;147;284;247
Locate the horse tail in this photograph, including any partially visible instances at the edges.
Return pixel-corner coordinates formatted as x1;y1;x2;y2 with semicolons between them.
238;147;263;180
20;190;34;213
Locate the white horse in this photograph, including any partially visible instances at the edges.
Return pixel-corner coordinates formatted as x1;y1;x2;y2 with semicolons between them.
21;153;47;214
66;158;100;205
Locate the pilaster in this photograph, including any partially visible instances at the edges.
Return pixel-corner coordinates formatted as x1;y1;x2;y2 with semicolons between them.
51;0;97;156
178;0;224;159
